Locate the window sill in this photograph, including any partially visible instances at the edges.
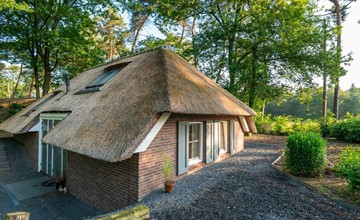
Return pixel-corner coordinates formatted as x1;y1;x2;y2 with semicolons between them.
189;158;202;166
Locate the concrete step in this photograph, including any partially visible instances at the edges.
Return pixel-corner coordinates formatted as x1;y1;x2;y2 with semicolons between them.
0;145;4;150
0;161;10;169
0;166;10;173
0;151;6;156
0;155;7;160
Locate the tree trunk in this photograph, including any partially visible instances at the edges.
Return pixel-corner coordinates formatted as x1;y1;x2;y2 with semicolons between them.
179;20;185;44
33;65;40;99
330;0;341;120
130;15;149;54
248;46;257;108
228;38;235;94
28;77;34;97
322;19;327;121
42;48;52;96
12;63;23;98
191;16;198;67
261;99;266;122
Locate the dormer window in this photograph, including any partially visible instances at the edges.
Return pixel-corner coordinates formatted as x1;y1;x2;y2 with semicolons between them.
76;62;130;94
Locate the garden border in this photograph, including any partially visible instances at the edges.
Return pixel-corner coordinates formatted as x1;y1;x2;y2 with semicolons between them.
270;154;360;213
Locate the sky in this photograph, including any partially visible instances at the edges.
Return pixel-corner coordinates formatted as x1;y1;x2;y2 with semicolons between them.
338;1;360;90
319;0;360;90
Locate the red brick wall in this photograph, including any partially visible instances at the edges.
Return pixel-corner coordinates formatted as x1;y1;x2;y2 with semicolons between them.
67;152;139;211
14;132;38;169
137;114;245;200
66;113;248;211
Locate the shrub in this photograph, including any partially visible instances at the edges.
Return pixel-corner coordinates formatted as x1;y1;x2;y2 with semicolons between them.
330;116;360;143
335;147;360;191
7;103;24;116
255;114;321;136
285;132;326;176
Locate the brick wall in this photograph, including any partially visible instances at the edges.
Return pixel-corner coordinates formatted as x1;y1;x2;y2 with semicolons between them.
14;132;38;169
66;113;248;211
137;114;245;200
67;152;139;211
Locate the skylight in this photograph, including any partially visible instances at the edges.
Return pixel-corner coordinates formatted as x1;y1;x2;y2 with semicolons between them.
76;62;130;94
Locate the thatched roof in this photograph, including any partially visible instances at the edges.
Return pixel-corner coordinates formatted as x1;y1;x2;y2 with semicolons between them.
0;48;256;162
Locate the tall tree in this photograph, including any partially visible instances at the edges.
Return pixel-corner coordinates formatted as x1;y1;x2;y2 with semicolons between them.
328;0;356;120
96;7;129;60
0;0;108;98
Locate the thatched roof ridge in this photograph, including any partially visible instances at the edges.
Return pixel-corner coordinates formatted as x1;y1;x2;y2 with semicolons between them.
0;48;255;162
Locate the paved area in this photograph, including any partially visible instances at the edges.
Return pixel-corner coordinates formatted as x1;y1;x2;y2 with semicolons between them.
0;138;104;220
6;176;54;201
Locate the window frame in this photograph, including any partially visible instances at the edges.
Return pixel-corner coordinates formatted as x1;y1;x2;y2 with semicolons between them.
218;121;228;154
76;62;131;94
188;122;203;166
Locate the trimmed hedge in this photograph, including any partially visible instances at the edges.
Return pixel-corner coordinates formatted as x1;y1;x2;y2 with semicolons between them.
285;132;326;176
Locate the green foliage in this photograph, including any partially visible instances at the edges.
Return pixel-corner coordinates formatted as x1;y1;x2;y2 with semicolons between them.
255;114;321;136
285;132;326;176
162;153;174;183
7;103;24;116
335;147;360;191
266;85;360;120
330;116;360;143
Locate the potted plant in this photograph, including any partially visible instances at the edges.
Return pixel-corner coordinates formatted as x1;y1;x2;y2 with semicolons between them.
162;153;175;193
51;172;66;190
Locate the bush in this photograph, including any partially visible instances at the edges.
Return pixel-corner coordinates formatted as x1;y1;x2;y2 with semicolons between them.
330;116;360;143
255;114;321;136
7;103;24;116
335;147;360;191
285;132;326;176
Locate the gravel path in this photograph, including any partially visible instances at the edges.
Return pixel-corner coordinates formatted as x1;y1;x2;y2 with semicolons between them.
1;138;360;219
0;138;104;220
127;142;359;220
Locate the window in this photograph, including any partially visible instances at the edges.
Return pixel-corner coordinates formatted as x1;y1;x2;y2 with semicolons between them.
206;120;233;164
219;121;228;154
178;122;203;174
76;62;130;94
188;123;203;165
22;91;60;116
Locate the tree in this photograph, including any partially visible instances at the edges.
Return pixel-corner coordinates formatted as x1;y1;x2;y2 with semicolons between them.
0;0;28;11
96;7;129;60
328;0;356;120
0;0;109;98
122;0;154;53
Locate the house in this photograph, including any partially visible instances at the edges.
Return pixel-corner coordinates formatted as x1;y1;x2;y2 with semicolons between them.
0;48;257;211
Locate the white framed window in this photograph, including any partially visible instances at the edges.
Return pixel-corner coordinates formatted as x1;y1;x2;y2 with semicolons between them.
206;120;234;164
178;121;204;174
188;122;203;166
218;121;228;154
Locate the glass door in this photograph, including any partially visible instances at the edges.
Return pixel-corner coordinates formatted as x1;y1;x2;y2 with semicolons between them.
40;114;68;177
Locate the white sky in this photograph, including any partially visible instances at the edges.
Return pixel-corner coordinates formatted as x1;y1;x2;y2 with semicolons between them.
338;1;360;89
316;0;360;90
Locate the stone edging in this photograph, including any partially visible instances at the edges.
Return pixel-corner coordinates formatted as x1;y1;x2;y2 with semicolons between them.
270;154;360;213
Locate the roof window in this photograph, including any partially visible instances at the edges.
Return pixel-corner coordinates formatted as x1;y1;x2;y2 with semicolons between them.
76;62;130;94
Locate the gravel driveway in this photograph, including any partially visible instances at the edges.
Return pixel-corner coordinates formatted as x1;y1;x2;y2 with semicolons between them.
1;138;360;219
126;142;359;220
